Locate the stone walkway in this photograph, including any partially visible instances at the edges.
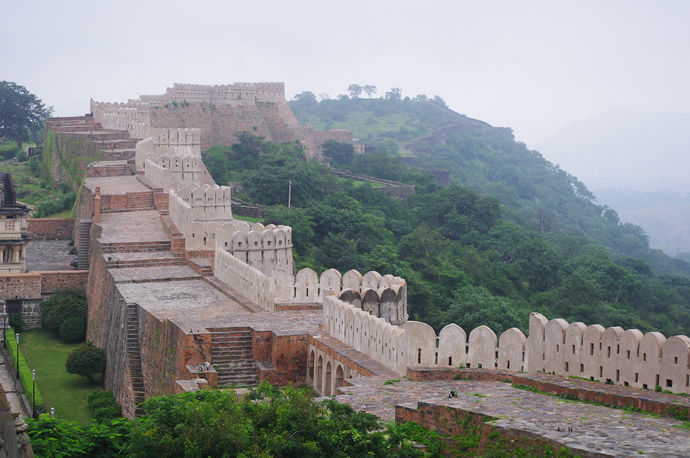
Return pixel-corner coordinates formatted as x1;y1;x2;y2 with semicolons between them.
0;355;27;418
25;240;74;271
98;210;168;243
334;377;690;457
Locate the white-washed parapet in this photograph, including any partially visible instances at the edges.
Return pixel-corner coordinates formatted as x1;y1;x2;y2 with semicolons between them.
136;128;201;171
216;223;293;277
323;294;407;375
279;268;408;324
90;100;150;139
214;249;276;311
526;312;690;394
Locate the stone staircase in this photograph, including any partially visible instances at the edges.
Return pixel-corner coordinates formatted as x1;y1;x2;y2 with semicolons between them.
126;302;145;416
77;219;92;269
209;327;259;387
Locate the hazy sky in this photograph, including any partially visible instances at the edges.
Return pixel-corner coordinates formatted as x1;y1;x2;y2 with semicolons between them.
2;0;689;147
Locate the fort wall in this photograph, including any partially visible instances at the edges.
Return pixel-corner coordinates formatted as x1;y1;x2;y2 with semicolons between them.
27;218;74;240
320;297;690;394
92;82;353;159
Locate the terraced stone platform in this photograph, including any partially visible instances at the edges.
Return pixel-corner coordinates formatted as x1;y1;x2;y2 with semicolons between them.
98;210;168;244
334;377;690;457
84;175;149;195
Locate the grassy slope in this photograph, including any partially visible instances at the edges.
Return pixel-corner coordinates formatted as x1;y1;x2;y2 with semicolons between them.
20;329;97;424
1;159;66;213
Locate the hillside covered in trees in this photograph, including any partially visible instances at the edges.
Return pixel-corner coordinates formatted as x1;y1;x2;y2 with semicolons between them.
289;95;690;277
203;126;690;338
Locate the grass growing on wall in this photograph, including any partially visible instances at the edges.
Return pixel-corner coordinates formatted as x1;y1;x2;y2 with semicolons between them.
5;327;45;411
19;329;97;424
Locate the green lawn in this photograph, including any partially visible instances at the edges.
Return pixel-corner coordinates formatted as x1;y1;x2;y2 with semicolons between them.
20;329;99;424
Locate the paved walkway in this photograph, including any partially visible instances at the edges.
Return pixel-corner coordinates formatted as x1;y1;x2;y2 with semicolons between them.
0;352;27;418
334;377;690;457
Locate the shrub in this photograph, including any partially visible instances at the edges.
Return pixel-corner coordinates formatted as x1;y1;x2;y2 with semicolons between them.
41;288;87;342
87;391;122;422
8;314;26;333
59;316;86;343
15;150;27;162
66;342;106;383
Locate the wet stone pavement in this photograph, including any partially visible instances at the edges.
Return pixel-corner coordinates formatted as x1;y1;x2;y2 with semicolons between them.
333;378;690;457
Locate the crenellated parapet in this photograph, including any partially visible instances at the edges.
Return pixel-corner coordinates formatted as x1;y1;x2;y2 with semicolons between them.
215;222;293;276
136;128;201;171
526;312;690;394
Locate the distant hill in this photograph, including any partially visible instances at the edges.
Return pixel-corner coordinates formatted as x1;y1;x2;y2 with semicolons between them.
289;97;690;276
594;188;690;257
536;109;690;192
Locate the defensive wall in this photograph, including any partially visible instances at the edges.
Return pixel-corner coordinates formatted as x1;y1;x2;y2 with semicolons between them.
40;82;690;454
90;82;354;160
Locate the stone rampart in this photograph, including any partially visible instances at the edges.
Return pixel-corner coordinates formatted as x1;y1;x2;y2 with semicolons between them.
526;312;690;394
135;128;201;171
214;249;276;311
277;268;407;325
27;218;74;240
321;297;690;394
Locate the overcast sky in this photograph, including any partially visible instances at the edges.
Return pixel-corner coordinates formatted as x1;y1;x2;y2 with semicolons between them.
2;0;689;147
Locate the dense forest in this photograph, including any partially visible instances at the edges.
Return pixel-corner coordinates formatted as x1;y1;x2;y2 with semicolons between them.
203;126;690;337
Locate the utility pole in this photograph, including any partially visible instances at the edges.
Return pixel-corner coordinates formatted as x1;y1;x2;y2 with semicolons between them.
288;179;292;208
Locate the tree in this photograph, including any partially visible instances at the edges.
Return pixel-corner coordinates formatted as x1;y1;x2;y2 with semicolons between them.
292;91;317;106
322;139;354;164
347;84;363;99
385;88;402;100
66;343;107;383
41;288;87;343
362;85;377;98
0;81;52;150
431;95;448;108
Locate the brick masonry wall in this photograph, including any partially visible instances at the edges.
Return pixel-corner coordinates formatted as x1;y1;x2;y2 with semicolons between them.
395;402;575;456
39;271;88;293
261;334;309;385
85;237;134;415
139;311;189;398
27;218;74;240
0;274;42;300
150;104;276;150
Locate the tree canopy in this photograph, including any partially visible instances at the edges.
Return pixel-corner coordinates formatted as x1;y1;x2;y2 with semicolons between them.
0;81;51;149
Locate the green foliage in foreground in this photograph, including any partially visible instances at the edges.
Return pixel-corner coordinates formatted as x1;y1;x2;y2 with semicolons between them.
27;382;444;457
204;133;690;336
5;327;45;410
87;391;122;422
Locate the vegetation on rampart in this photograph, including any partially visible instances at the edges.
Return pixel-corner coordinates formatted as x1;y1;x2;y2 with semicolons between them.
27;382;446;457
204;132;690;337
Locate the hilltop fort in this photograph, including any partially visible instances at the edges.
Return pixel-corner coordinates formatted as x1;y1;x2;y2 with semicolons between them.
1;83;688;455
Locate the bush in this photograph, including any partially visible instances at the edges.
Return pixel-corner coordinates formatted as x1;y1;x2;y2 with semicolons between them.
0;141;19;160
5;327;44;410
86;391;122;422
59;316;86;343
8;314;26;333
15;150;27;162
66;342;106;383
41;288;87;342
